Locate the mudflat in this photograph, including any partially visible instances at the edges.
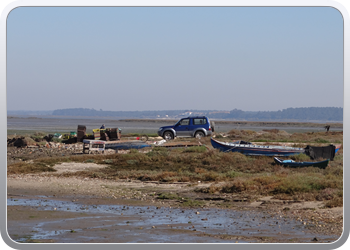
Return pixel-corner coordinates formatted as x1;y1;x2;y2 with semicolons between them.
7;163;343;243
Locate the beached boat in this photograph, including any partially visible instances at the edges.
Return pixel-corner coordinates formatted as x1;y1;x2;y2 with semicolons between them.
83;139;151;153
274;157;329;169
210;138;305;156
105;141;151;150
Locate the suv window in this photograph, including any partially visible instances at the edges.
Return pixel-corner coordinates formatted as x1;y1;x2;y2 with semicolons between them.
179;119;190;125
193;118;207;125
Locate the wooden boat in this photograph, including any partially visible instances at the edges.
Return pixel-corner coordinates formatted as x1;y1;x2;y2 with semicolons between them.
105;140;151;150
274;157;329;169
210;138;305;156
83;139;151;152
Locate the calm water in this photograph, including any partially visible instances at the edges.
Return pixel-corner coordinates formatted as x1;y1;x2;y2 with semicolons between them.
7;116;342;135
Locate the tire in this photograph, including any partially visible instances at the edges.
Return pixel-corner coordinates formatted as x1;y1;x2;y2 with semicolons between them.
195;131;205;139
140;134;148;142
163;131;174;140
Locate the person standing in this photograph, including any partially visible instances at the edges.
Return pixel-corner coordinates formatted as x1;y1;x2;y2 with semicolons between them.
324;125;330;132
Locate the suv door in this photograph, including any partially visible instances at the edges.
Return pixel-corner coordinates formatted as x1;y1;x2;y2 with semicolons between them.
175;118;190;137
191;118;207;135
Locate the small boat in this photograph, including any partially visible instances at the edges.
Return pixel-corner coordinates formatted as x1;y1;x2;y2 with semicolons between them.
105;141;151;150
274;157;329;169
211;138;305;156
83;139;151;153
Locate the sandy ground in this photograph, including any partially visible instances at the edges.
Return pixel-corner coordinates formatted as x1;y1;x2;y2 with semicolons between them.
6;162;344;244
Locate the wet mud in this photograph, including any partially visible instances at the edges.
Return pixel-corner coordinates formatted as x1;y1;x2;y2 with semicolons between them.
7;197;339;243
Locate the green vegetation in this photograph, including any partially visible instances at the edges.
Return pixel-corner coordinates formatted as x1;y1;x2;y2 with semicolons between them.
180;199;205;207
182;146;207;153
157;192;180;200
7;130;343;207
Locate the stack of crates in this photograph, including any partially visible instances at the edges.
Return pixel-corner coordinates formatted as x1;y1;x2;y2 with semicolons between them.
93;129;101;140
100;129;109;141
110;128;121;140
77;125;86;142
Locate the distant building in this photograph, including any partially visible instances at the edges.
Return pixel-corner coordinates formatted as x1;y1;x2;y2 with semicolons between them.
192;112;204;116
209;111;230;114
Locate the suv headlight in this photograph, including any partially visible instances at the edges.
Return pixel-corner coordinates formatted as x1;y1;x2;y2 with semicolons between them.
158;128;163;131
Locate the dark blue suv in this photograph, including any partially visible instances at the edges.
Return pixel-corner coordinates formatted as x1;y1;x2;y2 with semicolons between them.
157;116;214;140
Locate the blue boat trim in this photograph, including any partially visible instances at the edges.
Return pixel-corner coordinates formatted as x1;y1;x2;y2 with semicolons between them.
105;142;151;150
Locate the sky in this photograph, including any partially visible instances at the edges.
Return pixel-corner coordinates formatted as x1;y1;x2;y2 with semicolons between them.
6;6;344;112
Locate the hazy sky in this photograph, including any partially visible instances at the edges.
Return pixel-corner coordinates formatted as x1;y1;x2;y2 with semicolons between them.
6;7;343;112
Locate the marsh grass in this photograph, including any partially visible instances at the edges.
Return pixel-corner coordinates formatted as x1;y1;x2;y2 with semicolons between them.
157;192;180;200
7;130;343;206
180;199;205;207
224;130;343;144
182;146;207;153
7;162;56;174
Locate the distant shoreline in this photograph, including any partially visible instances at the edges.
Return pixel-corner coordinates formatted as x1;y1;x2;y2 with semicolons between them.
7;116;343;128
119;119;343;128
8;107;343;122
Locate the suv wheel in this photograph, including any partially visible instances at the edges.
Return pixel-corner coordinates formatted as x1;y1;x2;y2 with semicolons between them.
195;131;205;139
163;131;174;140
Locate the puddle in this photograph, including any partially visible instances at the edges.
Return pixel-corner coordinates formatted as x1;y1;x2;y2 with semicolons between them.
7;197;337;243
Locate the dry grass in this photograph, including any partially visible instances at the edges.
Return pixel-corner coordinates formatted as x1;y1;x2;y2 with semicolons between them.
7;162;56;174
224;130;343;144
7;130;343;206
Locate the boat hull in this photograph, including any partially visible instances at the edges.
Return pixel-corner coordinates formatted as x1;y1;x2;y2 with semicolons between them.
105;141;151;150
107;144;151;150
211;138;304;156
274;157;329;169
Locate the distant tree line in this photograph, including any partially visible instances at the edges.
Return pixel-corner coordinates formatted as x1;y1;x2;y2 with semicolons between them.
7;110;53;116
52;107;343;122
52;108;192;118
208;107;343;121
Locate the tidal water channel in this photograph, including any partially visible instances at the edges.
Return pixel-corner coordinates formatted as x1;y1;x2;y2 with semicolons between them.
7;116;341;135
7;197;337;243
